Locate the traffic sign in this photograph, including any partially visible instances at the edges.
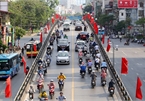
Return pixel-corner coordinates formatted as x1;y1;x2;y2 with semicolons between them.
118;0;138;8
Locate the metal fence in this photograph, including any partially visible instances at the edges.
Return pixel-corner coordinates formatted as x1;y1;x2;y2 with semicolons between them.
87;21;132;101
13;21;58;101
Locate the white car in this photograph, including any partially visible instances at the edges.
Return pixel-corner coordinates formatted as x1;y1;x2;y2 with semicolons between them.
56;51;70;65
63;23;70;31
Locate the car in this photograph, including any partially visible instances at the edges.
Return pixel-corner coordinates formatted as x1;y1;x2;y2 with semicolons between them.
63;23;70;31
56;51;70;65
75;40;87;52
77;31;89;41
57;39;70;51
64;19;72;24
75;23;82;31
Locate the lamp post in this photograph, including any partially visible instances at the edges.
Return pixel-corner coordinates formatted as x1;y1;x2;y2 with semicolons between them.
109;41;118;67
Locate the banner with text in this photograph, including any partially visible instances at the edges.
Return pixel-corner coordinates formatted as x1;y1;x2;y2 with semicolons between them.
118;0;138;8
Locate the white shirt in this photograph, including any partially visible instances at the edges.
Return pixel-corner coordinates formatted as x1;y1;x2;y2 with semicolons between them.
57;96;66;101
95;58;100;63
96;53;101;58
95;45;99;50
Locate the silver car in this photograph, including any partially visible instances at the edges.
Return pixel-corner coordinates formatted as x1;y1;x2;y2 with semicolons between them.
56;51;70;65
75;40;87;52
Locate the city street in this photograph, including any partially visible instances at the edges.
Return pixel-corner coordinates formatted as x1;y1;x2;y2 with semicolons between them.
103;37;145;100
24;25;121;101
0;33;40;100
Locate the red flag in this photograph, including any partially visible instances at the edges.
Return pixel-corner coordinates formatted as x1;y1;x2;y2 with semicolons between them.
33;44;37;51
5;76;11;98
102;35;105;44
93;22;98;34
106;43;111;52
22;56;26;74
51;17;55;24
40;32;42;43
136;77;143;100
121;57;128;74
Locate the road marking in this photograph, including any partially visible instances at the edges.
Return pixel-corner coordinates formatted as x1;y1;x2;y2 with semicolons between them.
131;68;133;70
121;51;127;56
137;63;142;65
71;29;74;101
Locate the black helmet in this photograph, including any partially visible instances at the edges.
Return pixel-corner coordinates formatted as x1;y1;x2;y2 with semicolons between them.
60;72;63;75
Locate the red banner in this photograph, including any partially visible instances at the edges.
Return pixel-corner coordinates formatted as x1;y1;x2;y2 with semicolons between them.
118;0;138;8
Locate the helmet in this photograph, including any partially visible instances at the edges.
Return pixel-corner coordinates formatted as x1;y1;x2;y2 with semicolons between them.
50;79;54;82
103;60;105;62
92;70;95;73
60;72;63;75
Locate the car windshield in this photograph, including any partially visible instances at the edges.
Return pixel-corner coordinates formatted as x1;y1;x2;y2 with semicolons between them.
77;42;85;45
63;24;69;26
0;60;10;71
58;52;69;57
76;24;82;26
59;41;67;45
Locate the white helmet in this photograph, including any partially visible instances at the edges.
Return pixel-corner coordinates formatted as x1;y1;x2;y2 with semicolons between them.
92;70;95;73
50;79;54;82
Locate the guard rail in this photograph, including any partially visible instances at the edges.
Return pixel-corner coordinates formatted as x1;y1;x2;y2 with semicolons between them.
14;21;58;101
87;21;132;101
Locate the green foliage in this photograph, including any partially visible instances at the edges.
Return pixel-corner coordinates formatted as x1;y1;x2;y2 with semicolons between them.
97;14;115;26
0;40;7;52
125;17;131;27
8;0;58;29
83;5;93;13
136;18;145;25
15;27;26;39
115;21;125;31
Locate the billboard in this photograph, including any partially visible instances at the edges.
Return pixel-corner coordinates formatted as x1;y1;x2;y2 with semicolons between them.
118;0;138;8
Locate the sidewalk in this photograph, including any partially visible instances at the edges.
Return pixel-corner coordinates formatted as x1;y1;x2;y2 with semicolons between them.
23;33;37;37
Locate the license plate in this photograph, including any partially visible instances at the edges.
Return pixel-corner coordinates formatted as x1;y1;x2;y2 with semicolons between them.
111;90;113;92
61;61;65;62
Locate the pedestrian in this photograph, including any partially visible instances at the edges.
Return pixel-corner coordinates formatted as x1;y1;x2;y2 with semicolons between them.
84;26;86;31
56;92;66;101
21;47;24;55
119;35;122;42
28;85;35;100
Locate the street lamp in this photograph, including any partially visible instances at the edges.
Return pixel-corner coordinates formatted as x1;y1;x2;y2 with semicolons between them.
109;41;118;67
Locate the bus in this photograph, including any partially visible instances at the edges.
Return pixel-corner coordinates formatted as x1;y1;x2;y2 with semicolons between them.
25;40;42;58
0;53;20;78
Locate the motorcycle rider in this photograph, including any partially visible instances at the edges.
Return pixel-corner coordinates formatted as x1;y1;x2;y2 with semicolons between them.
56;92;66;101
80;62;86;74
101;69;107;81
87;59;93;67
86;52;91;62
101;60;107;71
64;34;68;39
94;44;99;51
26;66;30;75
90;71;97;81
37;58;43;65
38;91;48;100
45;52;51;62
48;79;55;91
108;79;115;91
78;49;83;58
57;72;66;87
28;85;35;99
37;73;44;90
95;56;100;66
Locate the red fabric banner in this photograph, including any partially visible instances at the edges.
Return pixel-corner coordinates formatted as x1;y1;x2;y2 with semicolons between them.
5;76;11;98
118;0;138;8
22;56;26;74
51;17;55;24
121;57;128;74
102;35;105;44
40;32;42;43
106;43;111;52
136;77;143;100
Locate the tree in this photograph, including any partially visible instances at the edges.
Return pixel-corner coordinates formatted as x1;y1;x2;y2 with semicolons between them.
115;21;125;31
0;40;7;53
83;5;93;13
136;18;145;34
8;0;58;29
14;27;26;40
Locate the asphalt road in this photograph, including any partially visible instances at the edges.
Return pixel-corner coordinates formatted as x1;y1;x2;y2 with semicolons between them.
103;37;145;100
0;33;41;101
24;24;121;101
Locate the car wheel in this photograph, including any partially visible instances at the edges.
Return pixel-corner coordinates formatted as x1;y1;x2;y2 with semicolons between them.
68;63;70;65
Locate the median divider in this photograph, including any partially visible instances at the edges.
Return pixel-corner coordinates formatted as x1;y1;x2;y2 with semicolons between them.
87;21;132;101
14;21;58;101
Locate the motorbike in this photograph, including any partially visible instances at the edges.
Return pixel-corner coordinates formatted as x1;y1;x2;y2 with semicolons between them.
92;53;96;60
109;87;115;96
131;38;138;43
79;58;83;64
124;41;129;45
91;79;96;88
46;50;51;55
49;86;55;99
29;92;33;100
46;58;50;67
81;71;85;78
101;67;107;73
89;48;93;53
39;97;48;101
83;50;87;56
101;78;106;86
50;40;54;45
88;66;92;74
95;62;100;71
38;63;42;70
37;82;44;93
137;40;144;44
58;79;64;91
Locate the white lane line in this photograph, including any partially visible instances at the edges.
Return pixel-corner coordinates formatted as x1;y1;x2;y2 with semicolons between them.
121;51;127;56
131;68;133;70
137;63;142;65
143;80;145;82
136;73;139;75
3;82;5;84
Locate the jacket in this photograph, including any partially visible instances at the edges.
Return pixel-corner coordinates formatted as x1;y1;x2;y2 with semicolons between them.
57;74;66;80
39;92;48;98
80;65;86;71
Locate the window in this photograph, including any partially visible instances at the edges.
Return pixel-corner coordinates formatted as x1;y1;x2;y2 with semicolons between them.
139;10;144;17
140;2;143;7
121;13;124;16
0;60;9;71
